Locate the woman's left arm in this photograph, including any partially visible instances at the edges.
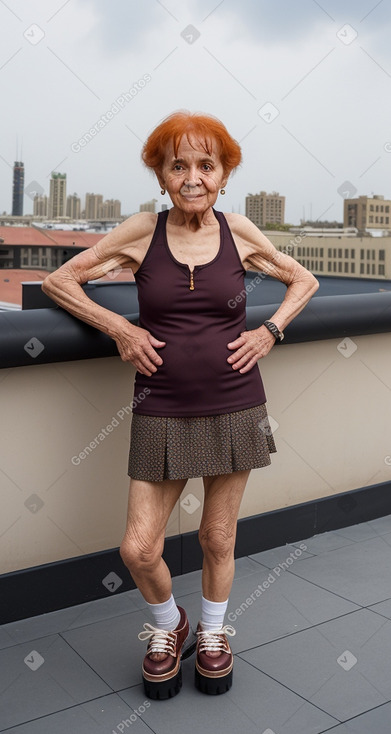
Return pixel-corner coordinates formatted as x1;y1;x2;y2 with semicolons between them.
226;215;319;373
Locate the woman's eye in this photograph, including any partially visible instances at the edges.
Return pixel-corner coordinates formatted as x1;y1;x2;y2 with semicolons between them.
202;164;212;171
174;164;183;171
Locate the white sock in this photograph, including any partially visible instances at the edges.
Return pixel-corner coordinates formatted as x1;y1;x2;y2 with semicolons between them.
146;594;181;631
201;596;229;630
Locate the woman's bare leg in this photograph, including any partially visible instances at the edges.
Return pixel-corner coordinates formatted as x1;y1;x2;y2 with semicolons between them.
199;470;250;602
120;477;187;603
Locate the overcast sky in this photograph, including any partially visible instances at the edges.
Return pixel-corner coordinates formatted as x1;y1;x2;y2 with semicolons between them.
1;0;391;223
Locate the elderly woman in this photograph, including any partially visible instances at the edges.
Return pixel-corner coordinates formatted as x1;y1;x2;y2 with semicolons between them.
42;111;318;699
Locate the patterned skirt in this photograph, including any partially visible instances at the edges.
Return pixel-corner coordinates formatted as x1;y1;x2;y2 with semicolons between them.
127;403;277;482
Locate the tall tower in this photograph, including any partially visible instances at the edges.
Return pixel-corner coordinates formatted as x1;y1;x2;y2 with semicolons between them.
12;161;25;216
49;172;67;218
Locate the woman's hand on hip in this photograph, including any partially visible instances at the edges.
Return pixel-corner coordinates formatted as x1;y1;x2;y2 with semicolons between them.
114;323;166;375
227;326;275;373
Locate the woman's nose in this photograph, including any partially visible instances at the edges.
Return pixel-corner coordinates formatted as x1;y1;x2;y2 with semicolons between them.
184;168;202;186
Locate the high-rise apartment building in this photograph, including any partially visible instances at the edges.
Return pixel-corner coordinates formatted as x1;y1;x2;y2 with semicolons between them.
67;194;81;219
246;191;285;228
85;193;103;219
33;195;48;217
48;173;67;218
343;194;391;232
12;161;25;216
139;199;157;213
101;199;121;218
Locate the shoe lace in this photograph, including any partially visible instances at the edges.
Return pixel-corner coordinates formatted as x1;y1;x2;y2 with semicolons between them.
196;624;236;654
138;622;177;656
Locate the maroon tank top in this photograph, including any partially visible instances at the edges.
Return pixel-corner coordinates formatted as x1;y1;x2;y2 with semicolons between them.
132;209;266;416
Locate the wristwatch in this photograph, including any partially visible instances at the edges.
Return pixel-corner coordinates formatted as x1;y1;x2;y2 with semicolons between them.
263;320;285;342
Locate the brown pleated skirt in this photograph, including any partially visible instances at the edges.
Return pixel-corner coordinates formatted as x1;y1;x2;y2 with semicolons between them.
127;403;277;482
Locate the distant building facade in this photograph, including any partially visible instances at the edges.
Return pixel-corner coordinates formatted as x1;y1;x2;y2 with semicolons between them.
139;199;157;213
66;194;81;219
101;199;121;218
343;195;391;232
12;161;25;216
33;195;48;217
246;191;285;228
85;193;103;219
49;173;67;219
266;230;391;279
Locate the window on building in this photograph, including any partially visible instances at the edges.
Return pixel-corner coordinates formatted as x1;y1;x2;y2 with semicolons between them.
379;265;385;275
379;250;385;261
333;262;337;272
351;249;355;258
344;262;349;273
386;217;389;224
360;263;364;274
319;261;323;272
297;247;301;256
369;216;373;223
367;264;370;274
372;264;376;274
367;250;370;259
328;262;332;272
333;248;337;258
370;205;374;211
372;250;375;259
328;248;332;258
360;249;364;259
351;263;355;274
338;262;342;272
338;248;342;258
320;248;323;257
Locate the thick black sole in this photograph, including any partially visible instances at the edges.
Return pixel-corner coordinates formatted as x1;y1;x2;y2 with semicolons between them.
195;667;233;695
143;666;182;700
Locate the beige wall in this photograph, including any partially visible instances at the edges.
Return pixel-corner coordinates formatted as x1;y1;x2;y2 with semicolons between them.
1;332;391;574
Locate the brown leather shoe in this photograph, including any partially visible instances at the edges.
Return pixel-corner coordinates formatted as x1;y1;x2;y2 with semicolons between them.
195;622;236;695
138;606;196;699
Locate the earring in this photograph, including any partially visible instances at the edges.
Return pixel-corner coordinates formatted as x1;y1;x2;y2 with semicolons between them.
220;188;225;195
160;188;165;195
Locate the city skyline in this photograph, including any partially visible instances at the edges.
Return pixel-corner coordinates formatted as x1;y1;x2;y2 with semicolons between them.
1;0;391;223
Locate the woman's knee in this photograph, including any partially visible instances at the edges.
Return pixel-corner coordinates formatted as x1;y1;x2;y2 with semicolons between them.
198;520;236;563
120;529;163;572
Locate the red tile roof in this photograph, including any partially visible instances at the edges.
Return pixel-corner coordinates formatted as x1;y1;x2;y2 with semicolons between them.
0;269;49;306
0;267;135;306
0;226;102;248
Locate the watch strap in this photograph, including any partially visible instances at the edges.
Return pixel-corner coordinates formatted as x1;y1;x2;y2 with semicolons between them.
263;320;284;342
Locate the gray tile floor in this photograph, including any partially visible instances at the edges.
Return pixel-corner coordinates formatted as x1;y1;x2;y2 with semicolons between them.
2;515;391;733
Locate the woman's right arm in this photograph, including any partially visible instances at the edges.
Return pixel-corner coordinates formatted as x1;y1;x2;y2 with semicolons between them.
41;212;165;376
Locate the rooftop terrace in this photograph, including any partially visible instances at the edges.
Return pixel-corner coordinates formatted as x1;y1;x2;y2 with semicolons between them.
2;516;391;732
1;274;391;732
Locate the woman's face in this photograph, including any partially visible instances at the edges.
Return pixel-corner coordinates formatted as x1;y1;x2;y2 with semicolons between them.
158;135;228;214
